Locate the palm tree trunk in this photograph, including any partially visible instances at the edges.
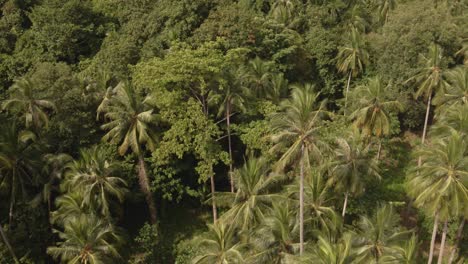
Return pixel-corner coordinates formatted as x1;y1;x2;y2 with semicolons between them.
376;140;382;160
0;224;19;264
342;192;349;218
226;102;234;193
448;218;465;264
428;210;439;264
299;143;305;256
210;174;217;222
437;219;448;264
137;154;157;224
9;174;16;226
419;94;432;166
344;70;352;114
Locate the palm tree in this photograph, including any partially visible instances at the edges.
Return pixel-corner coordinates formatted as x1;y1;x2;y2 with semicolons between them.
267;73;289;105
250;201;299;263
377;0;397;24
0;122;39;225
47;214;122;263
193;222;244;264
216;157;285;232
270;85;328;255
309;232;355;264
353;204;411;263
51;192;92;226
380;234;419;264
98;81;158;224
245;57;273;98
270;0;297;25
349;76;403;159
328;131;380;218
406;43;446;148
447;217;465;264
336;26;369;111
217;70;247;193
431;104;468;138
406;131;468;264
66;146;127;218
433;66;468;108
1;78;56;130
286;169;340;235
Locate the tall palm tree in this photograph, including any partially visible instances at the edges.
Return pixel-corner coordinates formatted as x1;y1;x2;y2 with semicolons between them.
0;122;39;225
245;57;273;98
406;43;446;148
353;204;411;263
328;131;380;218
51;192;92;226
406;131;468;264
336;26;369;111
216;157;285;232
47;214;122;263
98;81;158;224
431;104;468;138
267;73;289;105
250;201;299;263
270;0;297;25
193;222;244;264
66;146;127;218
286;169;340;235
1;78;56;130
433;66;468;108
270;85;328;255
380;234;419;264
217;69;247;193
349;76;403;159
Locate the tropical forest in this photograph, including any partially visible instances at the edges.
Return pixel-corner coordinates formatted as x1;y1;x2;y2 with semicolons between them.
0;0;467;263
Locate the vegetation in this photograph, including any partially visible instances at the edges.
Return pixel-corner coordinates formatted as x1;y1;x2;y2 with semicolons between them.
0;0;466;263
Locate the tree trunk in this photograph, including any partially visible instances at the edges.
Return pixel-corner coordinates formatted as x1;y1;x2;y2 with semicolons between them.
437;219;448;264
226;101;234;193
419;94;432;166
138;154;157;224
9;173;16;226
448;218;465;264
210;174;217;223
344;70;352;115
299;143;305;255
342;192;349;218
376;140;382;161
0;224;19;264
428;210;439;264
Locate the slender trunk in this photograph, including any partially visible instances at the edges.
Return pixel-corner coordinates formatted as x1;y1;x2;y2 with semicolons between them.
428;210;439;264
299;143;305;255
0;224;19;264
344;70;352;115
137;154;157;224
448;219;465;264
226;102;234;193
419;94;432;166
342;192;349;218
210;174;217;222
9;173;16;226
437;219;448;264
376;140;382;160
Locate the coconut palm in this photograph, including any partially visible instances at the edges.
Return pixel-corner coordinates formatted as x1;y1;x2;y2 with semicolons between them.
309;232;355;264
270;85;328;255
245;57;273;98
267;73;289;105
328;131;380;218
406;43;446;147
98;81;158;224
406;131;468;264
1;78;56;130
447;218;465;264
286;169;340;235
216;157;285;232
380;234;419;264
434;66;468;108
193;222;244;264
66;146;127;218
270;0;297;25
336;26;369;111
377;0;397;24
431;104;468;138
349;76;403;159
0;122;40;225
353;204;411;263
0;224;19;264
47;214;122;263
51;192;92;226
250;201;299;264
